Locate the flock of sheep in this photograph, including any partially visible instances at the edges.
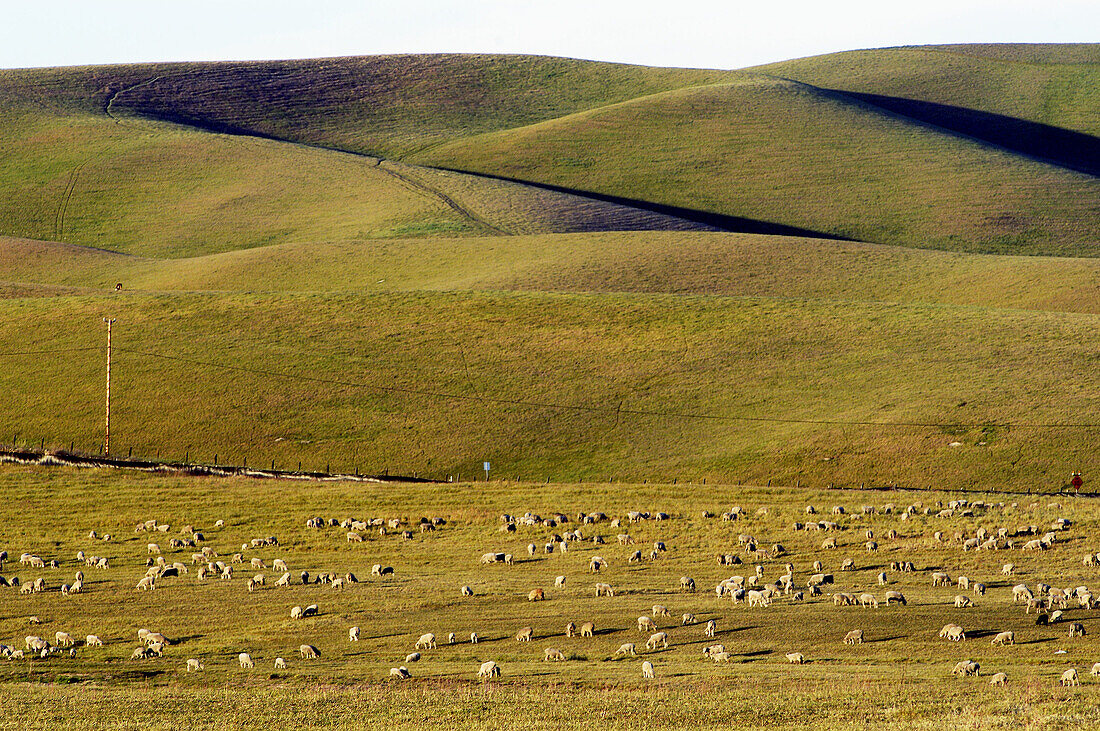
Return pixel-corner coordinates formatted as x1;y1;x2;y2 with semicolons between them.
2;493;1100;687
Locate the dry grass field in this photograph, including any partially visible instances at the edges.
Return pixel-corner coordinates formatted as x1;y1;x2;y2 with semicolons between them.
3;466;1100;728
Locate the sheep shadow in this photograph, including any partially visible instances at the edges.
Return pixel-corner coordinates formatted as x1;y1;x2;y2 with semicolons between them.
869;635;905;643
965;629;1000;640
1022;637;1056;645
736;649;772;658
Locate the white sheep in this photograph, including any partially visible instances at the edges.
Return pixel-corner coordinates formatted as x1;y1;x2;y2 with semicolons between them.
478;660;501;678
515;627;533;642
299;644;319;659
544;647;565;661
470;633;479;644
989;672;1007;686
390;666;411;679
349;626;360;642
186;658;203;672
238;653;254;669
990;631;1015;646
415;633;436;649
85;635;103;647
844;629;863;644
704;620;716;637
290;606;304;620
1062;668;1080;686
274;657;287;669
405;652;421;663
641;660;655;678
616;643;637;656
646;632;668;650
638;616;657;633
785;652;805;664
461;585;474;596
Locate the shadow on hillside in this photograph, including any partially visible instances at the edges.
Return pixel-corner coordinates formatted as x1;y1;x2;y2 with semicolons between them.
119;100;861;241
831;90;1100;177
427;167;859;241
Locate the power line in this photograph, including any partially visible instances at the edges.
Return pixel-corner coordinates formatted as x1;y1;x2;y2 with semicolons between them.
114;346;1100;431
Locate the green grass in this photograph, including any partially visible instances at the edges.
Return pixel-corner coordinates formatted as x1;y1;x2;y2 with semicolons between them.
415;78;1100;256
0;280;1097;488
4;467;1100;728
755;44;1100;137
3;46;1097;257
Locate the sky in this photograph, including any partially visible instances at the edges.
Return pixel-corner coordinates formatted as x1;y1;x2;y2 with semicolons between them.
2;0;1097;71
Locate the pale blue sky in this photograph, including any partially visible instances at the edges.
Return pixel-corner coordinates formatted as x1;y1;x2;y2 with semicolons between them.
2;0;1096;70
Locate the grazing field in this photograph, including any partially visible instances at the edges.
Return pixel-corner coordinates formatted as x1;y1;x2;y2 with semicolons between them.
3;466;1100;728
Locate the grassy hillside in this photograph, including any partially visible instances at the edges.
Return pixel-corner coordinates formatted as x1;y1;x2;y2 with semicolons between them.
4;46;1096;256
4;468;1100;728
0;284;1097;488
416;78;1100;255
756;44;1100;176
6;233;1100;315
0;55;735;159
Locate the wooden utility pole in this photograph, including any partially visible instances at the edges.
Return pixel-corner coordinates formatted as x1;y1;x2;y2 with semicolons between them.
103;317;115;455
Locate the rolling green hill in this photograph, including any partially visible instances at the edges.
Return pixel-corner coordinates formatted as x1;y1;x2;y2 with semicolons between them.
415;77;1099;255
1;45;1098;489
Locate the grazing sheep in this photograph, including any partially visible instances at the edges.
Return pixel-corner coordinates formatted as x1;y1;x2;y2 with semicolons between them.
955;595;974;608
581;622;595;637
884;591;906;606
461;585;474;597
1069;623;1087;638
646;632;668;650
932;572;951;587
130;646;151;660
786;652;805;664
238;653;254;669
415;633;436;649
952;660;980;677
54;632;75;647
987;672;1007;686
641;660;655;678
147;544;161;555
944;626;966;642
515;627;533;642
528;588;544;602
1062;668;1080;686
616;643;637;656
85;635;103;647
844;629;863;645
638;616;657;633
349;626;360;642
544;647;565;661
290;606;304;620
680;576;696;593
681;613;696;625
589;556;606;573
346;532;363;543
274;657;287;669
1091;662;1100;676
299;644;319;659
186;658;203;672
478;660;501;678
594;583;614;597
710;651;732;663
858;593;878;609
275;572;291;587
390;666;411;679
470;633;478;644
652;604;671;618
565;622;577;638
303;604;318;617
554;575;566;588
704;620;717;637
1002;564;1015;576
272;559;288;572
990;631;1014;646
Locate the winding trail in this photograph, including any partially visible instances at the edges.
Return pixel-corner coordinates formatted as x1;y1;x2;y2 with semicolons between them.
376;160;511;236
104;75;166;123
53;162;86;242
